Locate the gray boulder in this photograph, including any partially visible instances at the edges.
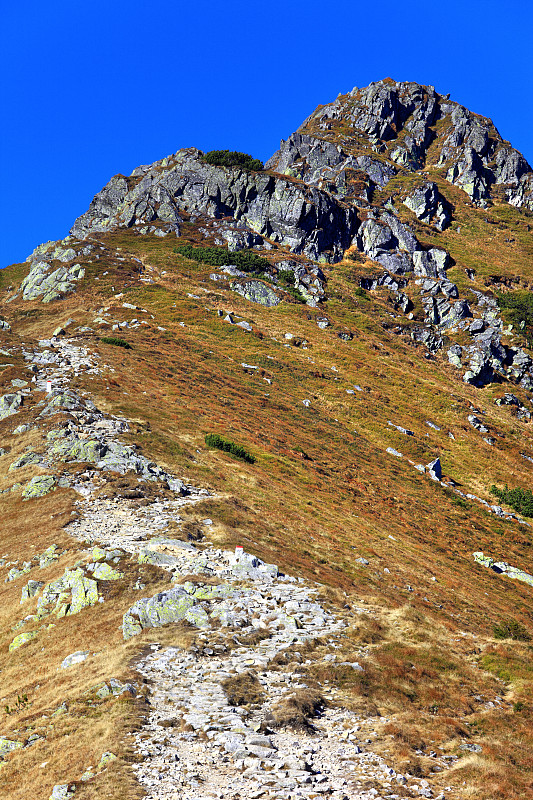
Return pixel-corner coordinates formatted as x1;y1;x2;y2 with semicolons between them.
0;392;23;421
426;458;442;480
231;279;281;307
404;182;451;230
122;587;207;639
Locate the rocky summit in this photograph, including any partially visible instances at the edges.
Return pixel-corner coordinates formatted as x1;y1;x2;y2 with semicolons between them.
1;78;533;800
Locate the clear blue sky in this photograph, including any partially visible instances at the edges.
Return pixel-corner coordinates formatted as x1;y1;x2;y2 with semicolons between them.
1;0;532;267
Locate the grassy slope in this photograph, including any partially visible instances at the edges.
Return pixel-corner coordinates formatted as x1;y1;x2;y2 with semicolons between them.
0;194;532;798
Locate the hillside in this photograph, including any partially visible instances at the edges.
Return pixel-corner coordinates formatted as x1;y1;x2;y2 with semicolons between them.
1;78;533;800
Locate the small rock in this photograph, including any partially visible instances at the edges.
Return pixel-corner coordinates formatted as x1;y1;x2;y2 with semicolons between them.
61;650;89;669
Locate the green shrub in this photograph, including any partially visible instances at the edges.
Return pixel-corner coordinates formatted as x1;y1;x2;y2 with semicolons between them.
277;269;296;287
275;269;306;303
284;285;307;304
493;619;531;641
202;150;263;171
497;290;533;346
490;484;533;517
100;336;132;349
174;245;270;275
204;433;256;464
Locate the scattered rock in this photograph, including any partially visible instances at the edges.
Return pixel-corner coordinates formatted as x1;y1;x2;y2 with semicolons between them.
61;650;89;669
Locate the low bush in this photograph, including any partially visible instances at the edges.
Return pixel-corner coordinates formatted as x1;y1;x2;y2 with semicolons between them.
204;433;256;464
490;484;533;517
277;269;296;287
276;268;306;303
497;290;533;346
202;149;263;171
174;245;270;275
493;619;531;641
284;285;307;304
100;336;132;349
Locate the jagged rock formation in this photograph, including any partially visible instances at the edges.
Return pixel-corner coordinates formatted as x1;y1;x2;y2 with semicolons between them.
296;79;533;209
10;78;532;390
70;150;359;263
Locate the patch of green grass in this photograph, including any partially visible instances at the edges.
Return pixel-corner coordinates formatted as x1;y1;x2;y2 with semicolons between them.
490;484;533;517
493;619;531;642
202;150;263;171
204;433;256;464
100;337;132;349
497;290;533;346
284;285;307;304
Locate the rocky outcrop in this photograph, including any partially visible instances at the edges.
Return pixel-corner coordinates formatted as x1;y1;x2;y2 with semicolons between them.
403;182;451;230
231;279;281;307
302;79;533;210
71;149;360;263
473;551;533;587
18;261;85;303
265;131;396;200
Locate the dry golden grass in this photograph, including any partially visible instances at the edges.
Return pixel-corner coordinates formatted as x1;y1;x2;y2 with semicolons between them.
1;196;533;797
221;671;265;706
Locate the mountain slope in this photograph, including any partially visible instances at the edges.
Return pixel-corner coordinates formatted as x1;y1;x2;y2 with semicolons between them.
0;78;533;800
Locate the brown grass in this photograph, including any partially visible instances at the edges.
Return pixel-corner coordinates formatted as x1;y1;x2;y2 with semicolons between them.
221;671;265;706
1;194;533;797
266;688;324;730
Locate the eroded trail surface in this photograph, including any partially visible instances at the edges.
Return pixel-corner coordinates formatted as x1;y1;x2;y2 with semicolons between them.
66;499;451;800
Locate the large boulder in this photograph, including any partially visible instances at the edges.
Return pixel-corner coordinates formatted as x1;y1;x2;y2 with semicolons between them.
0;392;23;421
231;279;281;307
122;587;206;639
404;182;451;230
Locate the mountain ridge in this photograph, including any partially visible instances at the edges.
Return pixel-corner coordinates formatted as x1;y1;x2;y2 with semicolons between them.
0;78;533;800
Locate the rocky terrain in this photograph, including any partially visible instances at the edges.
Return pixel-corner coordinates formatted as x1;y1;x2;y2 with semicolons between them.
1;78;533;800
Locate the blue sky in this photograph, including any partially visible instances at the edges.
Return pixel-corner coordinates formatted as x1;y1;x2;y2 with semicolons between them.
1;0;532;267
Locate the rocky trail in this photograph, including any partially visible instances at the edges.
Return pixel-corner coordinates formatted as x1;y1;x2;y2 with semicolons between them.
65;496;451;800
1;334;454;799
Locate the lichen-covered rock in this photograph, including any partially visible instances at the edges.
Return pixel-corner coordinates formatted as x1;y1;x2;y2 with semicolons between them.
94;679;136;700
6;562;32;582
0;736;23;758
9;631;38;651
403;182;451;230
70;149;359;263
412;248;449;279
22;475;56;500
138;548;183;568
98;751;117;770
473;551;533;587
423;296;471;327
18;260;85;303
231;279;281;307
21;580;45;602
61;651;89;669
47;430;106;464
122;587;202;639
68;571;98;614
49;786;76;800
0;392;23;421
39;544;59;568
9;451;46;471
40;389;90;416
90;562;123;581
